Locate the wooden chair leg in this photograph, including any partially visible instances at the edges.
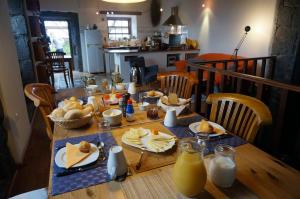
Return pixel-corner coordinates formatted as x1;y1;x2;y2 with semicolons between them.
50;71;55;88
63;71;69;88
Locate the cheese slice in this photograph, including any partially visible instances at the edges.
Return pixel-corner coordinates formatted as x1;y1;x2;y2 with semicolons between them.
65;142;91;169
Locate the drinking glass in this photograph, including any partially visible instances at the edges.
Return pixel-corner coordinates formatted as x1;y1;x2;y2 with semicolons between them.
97;118;111;132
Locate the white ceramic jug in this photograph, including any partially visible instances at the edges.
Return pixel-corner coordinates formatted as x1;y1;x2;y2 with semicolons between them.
127;82;136;95
107;146;128;180
164;108;177;127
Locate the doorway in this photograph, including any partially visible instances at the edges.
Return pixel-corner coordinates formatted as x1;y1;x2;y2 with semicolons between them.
40;11;83;72
44;20;71;56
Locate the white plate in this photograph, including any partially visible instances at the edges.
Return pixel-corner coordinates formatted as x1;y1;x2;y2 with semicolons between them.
121;128;176;153
58;99;83;108
189;121;226;137
55;143;99;168
144;91;164;98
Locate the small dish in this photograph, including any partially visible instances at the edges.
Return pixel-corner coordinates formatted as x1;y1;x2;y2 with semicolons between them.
102;109;122;126
138;102;150;111
55;143;99;168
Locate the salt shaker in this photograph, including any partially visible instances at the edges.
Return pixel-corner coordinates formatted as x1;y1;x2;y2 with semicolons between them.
209;144;236;188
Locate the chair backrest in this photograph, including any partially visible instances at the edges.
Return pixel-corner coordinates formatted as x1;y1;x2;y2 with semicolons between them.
158;73;198;99
129;56;145;68
206;93;272;143
47;52;65;68
24;83;55;140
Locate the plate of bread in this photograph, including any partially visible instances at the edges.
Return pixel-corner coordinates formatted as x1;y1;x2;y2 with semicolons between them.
160;93;190;106
145;90;164;98
55;141;99;169
189;119;226;137
49;96;94;129
121;128;176;153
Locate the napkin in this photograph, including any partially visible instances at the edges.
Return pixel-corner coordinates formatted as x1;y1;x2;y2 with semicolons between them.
65;143;91;169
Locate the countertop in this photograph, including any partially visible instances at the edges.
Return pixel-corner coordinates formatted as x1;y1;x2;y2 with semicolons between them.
104;48;200;54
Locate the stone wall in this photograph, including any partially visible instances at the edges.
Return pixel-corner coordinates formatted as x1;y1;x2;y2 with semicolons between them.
269;0;300;169
7;0;36;120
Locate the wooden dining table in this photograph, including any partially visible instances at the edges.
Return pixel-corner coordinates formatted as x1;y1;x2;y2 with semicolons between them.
49;89;300;199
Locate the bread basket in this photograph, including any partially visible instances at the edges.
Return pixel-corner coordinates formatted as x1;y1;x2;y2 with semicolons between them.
49;114;93;129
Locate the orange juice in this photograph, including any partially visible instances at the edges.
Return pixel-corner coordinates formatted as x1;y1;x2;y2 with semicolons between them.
173;138;207;197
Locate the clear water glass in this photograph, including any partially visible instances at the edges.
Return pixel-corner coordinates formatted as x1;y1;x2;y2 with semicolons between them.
98;118;111;132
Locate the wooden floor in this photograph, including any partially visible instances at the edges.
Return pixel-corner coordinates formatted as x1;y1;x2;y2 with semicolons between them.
9;110;51;197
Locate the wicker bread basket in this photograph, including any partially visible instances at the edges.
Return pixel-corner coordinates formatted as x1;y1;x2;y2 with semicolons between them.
49;114;93;129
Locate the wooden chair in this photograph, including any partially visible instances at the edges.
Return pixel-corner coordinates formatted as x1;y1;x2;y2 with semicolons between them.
24;83;55;140
47;52;69;88
157;72;198;99
206;93;272;143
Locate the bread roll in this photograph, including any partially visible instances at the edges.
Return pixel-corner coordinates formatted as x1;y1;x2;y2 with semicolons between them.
79;141;91;153
50;108;65;119
64;109;83;120
82;105;94;116
69;96;78;101
63;101;82;112
197;119;213;133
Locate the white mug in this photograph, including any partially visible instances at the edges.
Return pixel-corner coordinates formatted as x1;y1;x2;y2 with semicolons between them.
164;108;177;127
107;145;128;180
127;82;136;95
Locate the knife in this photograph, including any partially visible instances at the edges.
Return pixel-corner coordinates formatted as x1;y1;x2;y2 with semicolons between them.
55;162;99;177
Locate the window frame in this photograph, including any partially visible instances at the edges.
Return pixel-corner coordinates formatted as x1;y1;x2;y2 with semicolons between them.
107;17;132;40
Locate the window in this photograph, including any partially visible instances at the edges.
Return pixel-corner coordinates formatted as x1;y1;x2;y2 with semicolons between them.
107;17;131;41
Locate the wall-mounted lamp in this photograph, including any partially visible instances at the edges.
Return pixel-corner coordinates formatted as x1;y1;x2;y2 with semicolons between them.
232;26;251;59
202;3;205;8
160;8;163;12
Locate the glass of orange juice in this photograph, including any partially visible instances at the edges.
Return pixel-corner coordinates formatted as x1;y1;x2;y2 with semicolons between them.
173;137;207;197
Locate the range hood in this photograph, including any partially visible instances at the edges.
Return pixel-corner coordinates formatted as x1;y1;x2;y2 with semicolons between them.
163;6;184;26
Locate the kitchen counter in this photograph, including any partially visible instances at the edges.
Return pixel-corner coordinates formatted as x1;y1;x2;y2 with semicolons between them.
104;48;199;54
104;48;200;82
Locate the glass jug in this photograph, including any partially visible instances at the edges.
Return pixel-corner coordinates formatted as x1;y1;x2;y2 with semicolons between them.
173;137;207;197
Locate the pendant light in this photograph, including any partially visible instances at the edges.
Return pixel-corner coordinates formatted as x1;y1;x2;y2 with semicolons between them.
102;0;146;3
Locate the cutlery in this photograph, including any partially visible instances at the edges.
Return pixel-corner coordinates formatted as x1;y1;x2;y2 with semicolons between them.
135;149;145;170
55;162;99;177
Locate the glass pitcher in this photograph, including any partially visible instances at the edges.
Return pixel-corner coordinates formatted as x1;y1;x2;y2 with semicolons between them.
173;137;207;197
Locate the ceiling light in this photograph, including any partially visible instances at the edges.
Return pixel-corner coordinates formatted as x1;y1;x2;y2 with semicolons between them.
102;0;146;3
96;11;99;15
160;8;163;12
202;3;205;8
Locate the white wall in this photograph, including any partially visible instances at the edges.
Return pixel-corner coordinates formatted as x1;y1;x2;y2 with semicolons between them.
39;0;277;57
177;0;277;57
0;0;31;163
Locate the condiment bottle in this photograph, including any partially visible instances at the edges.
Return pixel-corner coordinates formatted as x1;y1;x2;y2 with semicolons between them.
125;99;135;121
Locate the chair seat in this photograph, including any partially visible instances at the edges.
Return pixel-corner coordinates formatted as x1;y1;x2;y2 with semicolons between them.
9;188;47;199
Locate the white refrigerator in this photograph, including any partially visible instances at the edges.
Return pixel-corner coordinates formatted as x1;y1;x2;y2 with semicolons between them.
81;30;105;73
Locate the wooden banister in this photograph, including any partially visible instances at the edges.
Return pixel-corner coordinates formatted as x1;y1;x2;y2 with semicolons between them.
188;61;300;151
